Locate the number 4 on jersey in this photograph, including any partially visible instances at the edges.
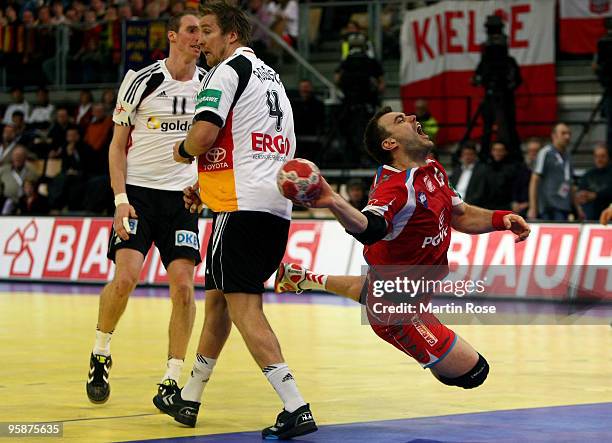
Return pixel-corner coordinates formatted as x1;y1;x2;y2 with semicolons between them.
266;90;283;132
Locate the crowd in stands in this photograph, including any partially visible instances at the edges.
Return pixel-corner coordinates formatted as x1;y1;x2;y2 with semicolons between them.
0;0;299;85
0;86;114;215
0;1;610;222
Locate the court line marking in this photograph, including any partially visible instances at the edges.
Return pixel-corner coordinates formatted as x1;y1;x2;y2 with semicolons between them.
44;413;158;424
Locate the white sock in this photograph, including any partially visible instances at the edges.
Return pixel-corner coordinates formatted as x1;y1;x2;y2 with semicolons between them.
300;271;328;291
93;329;112;356
181;354;216;402
161;358;184;384
263;363;306;413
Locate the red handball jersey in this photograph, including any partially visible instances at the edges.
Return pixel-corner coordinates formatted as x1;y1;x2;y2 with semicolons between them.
362;159;463;267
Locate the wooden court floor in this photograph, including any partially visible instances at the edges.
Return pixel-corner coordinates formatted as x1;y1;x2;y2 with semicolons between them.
0;286;610;442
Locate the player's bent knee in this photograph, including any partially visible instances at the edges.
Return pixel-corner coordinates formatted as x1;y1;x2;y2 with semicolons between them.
436;353;489;389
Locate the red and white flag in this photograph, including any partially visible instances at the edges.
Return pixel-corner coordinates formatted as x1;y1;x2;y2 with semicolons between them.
399;0;556;145
560;0;611;54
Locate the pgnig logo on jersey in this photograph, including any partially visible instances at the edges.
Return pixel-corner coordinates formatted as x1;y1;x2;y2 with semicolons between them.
146;117;192;132
422;210;448;248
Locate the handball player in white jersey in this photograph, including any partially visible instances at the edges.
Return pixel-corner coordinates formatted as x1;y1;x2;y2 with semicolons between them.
157;2;317;439
86;13;207;409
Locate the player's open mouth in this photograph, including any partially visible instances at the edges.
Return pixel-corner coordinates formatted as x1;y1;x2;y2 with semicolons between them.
416;122;428;138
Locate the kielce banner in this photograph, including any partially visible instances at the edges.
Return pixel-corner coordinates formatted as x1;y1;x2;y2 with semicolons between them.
560;0;612;54
0;217;610;302
399;0;556;145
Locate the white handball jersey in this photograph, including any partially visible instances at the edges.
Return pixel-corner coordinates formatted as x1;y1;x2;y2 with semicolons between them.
113;59;207;191
194;47;295;219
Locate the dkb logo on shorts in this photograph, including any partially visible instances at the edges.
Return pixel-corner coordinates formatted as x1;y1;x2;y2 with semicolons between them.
175;230;199;250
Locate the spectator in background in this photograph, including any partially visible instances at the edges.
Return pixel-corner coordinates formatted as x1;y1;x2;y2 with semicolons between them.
594;18;612;152
482;141;517;210
0;145;39;214
100;6;122;82
414;99;439;142
48;107;72;154
341;20;374;60
271;0;298;48
528;123;584;221
0;125;19;166
291;79;325;163
101;89;117;115
345;179;368;210
10;111;31;148
450;143;487;206
248;0;277;66
75;89;94;129
145;1;161;19
72;0;87;21
158;0;171;18
78;93;118;212
576;142;612;220
512;137;542;216
335;32;384;167
51;0;68;24
17;178;48;215
2;6;25;85
170;1;184;17
48;126;87;211
131;0;145;18
3;87;30;125
28;86;55;130
83;103;112;169
74;10;104;83
119;3;134;20
91;0;106;20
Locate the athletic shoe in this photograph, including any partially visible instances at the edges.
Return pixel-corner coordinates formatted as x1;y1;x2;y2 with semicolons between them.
274;263;307;294
153;379;180;411
261;403;318;440
86;353;112;404
153;387;200;427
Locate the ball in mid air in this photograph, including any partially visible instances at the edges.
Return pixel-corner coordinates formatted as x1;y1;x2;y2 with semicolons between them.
277;158;322;205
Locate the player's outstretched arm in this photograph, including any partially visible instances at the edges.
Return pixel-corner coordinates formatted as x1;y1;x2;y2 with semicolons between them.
307;176;369;234
452;203;530;243
109;124;137;240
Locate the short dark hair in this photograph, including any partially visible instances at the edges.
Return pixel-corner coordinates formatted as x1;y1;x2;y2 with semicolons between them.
460;141;478;154
551;122;568;135
200;1;252;46
363;106;393;164
168;11;196;33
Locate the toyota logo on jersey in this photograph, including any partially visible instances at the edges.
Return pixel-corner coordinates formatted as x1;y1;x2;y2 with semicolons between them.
206;147;227;163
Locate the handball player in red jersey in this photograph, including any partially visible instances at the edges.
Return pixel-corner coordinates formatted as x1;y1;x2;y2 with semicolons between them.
275;107;531;389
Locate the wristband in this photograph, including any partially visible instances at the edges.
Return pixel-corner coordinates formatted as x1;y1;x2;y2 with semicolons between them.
492;210;513;230
114;193;129;207
178;140;193;159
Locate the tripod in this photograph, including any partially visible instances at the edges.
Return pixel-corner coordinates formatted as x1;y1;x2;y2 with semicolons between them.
459;89;521;162
571;91;606;154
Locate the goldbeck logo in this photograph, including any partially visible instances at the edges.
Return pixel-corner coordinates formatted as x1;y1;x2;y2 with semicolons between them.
146;117;192;132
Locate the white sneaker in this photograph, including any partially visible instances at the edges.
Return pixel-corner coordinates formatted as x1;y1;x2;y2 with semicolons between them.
274;263;307;294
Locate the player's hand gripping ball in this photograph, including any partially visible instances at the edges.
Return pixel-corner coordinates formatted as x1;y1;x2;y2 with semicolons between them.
277;158;322;205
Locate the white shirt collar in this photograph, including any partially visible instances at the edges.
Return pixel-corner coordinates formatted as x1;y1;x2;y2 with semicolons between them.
233;47;256;58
